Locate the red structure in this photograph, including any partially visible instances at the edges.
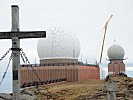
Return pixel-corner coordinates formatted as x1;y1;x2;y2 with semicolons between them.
78;66;100;80
108;60;125;75
20;65;100;87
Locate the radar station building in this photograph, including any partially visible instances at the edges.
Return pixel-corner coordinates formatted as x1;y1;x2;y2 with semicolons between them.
107;44;125;75
20;27;100;87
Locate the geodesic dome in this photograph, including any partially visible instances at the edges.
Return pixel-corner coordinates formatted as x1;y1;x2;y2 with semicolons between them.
107;44;125;60
37;27;80;60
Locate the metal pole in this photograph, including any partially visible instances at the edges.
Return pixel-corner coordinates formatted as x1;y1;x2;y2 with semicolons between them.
11;5;20;100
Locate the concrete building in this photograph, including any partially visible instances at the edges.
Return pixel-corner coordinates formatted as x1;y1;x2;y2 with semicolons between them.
107;44;125;75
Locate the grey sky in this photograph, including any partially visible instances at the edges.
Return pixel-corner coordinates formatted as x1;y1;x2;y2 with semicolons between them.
0;0;133;65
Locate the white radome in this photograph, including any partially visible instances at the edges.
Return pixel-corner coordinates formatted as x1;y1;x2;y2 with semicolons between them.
37;27;80;60
107;44;125;60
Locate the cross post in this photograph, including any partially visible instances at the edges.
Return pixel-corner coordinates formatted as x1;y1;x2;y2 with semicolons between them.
12;5;20;100
0;5;46;100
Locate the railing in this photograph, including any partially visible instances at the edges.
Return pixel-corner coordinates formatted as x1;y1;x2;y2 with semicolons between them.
21;78;66;88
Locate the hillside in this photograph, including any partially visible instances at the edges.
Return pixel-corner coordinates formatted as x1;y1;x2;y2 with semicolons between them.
0;74;133;100
26;74;133;100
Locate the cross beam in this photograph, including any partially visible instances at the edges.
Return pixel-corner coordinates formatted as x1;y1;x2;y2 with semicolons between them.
0;31;46;39
0;5;46;100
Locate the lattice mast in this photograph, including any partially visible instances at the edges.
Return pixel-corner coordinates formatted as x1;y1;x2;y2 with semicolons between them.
100;15;113;63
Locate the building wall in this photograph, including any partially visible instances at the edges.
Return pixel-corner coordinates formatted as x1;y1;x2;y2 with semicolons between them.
78;66;100;80
108;60;125;75
20;65;100;87
40;59;78;65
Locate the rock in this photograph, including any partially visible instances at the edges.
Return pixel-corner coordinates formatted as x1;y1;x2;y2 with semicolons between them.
116;92;126;97
0;93;12;100
127;83;133;89
0;93;38;100
41;90;48;95
20;94;37;100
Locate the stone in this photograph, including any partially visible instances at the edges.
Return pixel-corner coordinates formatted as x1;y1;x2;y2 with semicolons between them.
0;93;12;100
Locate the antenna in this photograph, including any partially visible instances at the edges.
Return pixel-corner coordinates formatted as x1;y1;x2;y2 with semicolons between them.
114;39;116;42
100;14;113;64
35;58;36;66
86;59;88;64
81;52;82;62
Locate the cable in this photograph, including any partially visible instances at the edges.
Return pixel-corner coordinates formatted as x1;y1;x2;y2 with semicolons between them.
0;48;12;86
0;54;12;86
20;49;55;99
20;52;34;82
0;48;11;61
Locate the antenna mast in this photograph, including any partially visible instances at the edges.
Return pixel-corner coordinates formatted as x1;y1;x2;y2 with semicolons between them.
100;15;113;63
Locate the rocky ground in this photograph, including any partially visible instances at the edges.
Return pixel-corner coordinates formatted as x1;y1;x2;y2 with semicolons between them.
76;74;133;100
0;74;133;100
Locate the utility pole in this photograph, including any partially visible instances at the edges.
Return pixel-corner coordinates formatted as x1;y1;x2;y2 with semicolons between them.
0;5;46;100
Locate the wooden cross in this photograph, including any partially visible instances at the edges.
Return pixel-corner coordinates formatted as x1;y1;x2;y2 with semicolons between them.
0;5;46;100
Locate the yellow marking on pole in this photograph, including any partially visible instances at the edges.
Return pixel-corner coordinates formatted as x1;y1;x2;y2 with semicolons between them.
100;15;113;63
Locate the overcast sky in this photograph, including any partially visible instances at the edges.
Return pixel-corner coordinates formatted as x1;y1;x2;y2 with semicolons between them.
0;0;133;65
